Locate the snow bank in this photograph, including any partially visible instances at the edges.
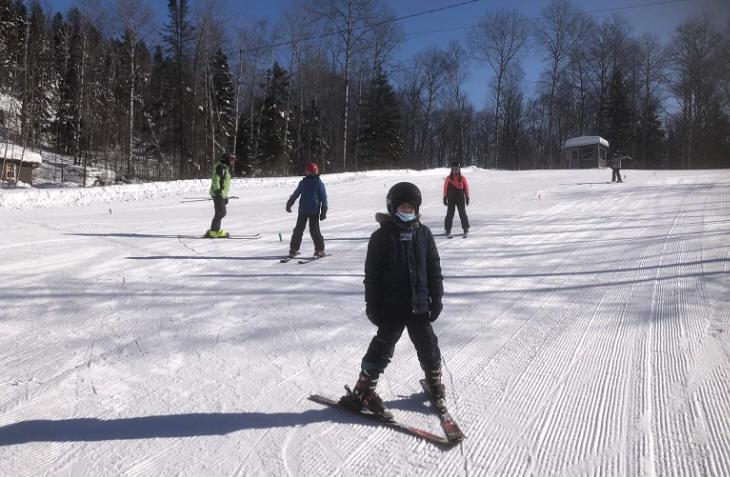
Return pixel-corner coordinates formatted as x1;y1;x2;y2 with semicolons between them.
0;167;453;211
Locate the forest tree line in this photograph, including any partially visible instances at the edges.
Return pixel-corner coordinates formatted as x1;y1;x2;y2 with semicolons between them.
0;0;728;182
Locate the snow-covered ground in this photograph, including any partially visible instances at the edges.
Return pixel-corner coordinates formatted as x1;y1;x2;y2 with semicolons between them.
1;167;729;476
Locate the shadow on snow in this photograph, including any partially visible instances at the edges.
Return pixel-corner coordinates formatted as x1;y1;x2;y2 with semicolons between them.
0;394;439;446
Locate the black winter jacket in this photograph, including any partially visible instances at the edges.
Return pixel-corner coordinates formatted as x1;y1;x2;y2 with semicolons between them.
364;213;444;319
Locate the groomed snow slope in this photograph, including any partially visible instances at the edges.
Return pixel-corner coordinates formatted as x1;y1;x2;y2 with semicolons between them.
0;168;729;476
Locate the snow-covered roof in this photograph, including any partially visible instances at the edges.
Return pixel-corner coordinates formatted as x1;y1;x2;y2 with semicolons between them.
1;142;43;164
563;136;609;149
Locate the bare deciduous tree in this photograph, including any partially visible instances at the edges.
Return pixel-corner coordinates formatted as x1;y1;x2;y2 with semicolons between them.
114;0;154;176
534;0;586;167
309;0;376;171
469;9;528;169
668;15;724;168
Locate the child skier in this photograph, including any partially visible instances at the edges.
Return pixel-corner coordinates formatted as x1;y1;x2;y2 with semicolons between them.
205;152;237;238
443;161;470;238
285;162;328;258
610;153;623;183
340;182;445;420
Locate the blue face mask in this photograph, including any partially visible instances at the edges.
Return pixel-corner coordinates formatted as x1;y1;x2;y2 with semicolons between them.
396;211;417;222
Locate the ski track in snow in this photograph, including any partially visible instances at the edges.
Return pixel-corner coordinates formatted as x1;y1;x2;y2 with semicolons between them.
1;168;729;476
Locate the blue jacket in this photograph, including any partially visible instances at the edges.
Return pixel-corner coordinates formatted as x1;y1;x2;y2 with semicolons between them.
287;175;328;215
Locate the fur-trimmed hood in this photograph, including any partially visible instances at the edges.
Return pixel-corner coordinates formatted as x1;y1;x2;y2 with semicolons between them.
375;212;421;229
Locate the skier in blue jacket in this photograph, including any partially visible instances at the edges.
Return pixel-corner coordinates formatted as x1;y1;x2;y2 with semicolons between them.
286;162;328;258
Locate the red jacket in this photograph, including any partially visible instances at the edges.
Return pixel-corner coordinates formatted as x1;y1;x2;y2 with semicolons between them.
443;174;470;200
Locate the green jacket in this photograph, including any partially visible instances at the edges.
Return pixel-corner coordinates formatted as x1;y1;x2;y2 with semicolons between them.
209;160;232;198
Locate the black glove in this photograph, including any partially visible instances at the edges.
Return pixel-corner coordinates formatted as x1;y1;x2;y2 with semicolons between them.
366;305;381;326
465;197;470;206
320;208;327;221
428;301;443;322
223;198;229;205
285;199;293;213
443;197;448;206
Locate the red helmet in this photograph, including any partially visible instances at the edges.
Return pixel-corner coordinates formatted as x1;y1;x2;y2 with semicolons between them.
305;162;319;175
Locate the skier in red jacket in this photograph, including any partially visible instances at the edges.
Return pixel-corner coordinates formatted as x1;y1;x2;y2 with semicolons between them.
442;161;470;238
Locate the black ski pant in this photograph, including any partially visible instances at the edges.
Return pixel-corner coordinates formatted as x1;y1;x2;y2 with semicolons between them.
210;196;227;231
445;198;469;233
612;168;622;182
361;313;441;376
290;213;325;252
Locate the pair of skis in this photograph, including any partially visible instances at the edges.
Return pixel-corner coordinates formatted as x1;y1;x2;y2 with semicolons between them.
309;380;464;448
177;233;261;240
280;253;329;264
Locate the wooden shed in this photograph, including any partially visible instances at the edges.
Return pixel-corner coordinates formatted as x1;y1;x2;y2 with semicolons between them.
563;136;610;168
1;142;42;185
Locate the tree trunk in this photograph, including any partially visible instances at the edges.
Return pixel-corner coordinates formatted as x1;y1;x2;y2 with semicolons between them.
127;36;135;176
342;11;352;171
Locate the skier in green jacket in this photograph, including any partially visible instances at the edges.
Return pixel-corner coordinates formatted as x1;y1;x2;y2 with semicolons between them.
205;152;236;238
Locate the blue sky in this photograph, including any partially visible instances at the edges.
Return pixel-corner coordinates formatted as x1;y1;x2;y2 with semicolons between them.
49;0;728;108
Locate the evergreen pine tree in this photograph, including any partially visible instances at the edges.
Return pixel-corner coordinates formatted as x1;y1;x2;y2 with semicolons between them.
211;48;234;152
162;0;195;178
606;67;632;154
141;46;169;174
0;0;17;94
297;99;326;172
116;31;151;176
358;68;402;169
60;8;84;160
636;99;665;168
50;12;69;152
0;0;27;130
257;62;291;174
25;2;55;147
234;112;254;176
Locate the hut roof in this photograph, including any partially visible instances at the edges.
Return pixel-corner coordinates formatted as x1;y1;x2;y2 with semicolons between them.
1;142;43;165
563;136;609;149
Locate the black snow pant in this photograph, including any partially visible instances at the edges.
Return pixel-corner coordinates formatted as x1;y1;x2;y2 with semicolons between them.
445;197;469;233
210;196;227;231
290;213;325;252
612;168;622;182
361;313;441;375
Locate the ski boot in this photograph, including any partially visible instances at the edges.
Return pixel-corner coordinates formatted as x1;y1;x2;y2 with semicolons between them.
287;249;300;259
446;230;453;239
463;229;469;239
204;229;228;238
314;249;326;258
425;367;447;414
339;370;393;422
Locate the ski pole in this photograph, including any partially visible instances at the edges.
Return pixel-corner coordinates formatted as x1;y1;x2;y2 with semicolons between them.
180;195;239;203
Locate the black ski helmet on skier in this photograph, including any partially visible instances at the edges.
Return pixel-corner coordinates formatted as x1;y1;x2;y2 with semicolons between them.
221;152;237;165
387;182;422;215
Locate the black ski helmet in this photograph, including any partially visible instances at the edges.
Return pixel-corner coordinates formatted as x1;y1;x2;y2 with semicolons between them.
221;152;237;164
451;161;461;168
387;182;422;215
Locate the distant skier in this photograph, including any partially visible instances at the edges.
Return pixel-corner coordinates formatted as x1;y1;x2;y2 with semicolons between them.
443;161;470;238
610;153;623;183
340;182;445;420
205;152;237;238
285;162;328;258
